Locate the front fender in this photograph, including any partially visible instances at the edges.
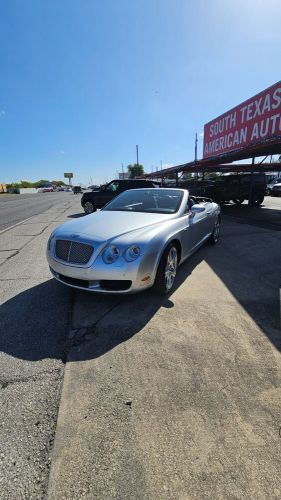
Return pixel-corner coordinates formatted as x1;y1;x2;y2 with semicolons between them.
139;227;183;283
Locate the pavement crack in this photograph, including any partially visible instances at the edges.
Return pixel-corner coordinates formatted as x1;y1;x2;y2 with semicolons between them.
0;250;19;267
20;224;49;238
67;298;124;349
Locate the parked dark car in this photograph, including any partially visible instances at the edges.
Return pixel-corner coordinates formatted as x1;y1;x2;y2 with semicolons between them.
73;185;82;194
181;173;266;206
81;179;159;213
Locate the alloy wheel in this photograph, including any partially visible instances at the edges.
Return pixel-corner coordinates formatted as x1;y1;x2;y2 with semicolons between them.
84;201;94;214
164;246;178;291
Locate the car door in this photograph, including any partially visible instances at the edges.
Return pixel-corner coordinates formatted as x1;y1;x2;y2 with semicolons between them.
99;181;121;205
203;201;215;234
180;200;212;258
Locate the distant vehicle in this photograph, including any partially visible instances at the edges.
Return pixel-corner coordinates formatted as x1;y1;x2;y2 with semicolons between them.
270;182;281;197
81;179;159;214
37;182;54;193
266;177;281;195
73;185;82;194
181;173;266;206
88;184;99;191
47;188;221;295
66;187;72;192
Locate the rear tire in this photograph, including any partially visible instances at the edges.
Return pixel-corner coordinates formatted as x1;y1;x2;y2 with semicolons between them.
209;218;220;244
153;243;178;294
83;201;96;214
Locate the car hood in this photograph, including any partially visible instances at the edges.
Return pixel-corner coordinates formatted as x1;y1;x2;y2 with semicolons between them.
54;210;175;242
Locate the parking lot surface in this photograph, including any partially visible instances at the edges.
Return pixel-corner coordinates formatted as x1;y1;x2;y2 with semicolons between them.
0;195;281;499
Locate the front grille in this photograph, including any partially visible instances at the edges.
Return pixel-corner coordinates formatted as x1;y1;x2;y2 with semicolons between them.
55;240;94;264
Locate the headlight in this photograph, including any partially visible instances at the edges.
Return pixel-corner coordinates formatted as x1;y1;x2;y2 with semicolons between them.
124;245;141;262
102;245;120;264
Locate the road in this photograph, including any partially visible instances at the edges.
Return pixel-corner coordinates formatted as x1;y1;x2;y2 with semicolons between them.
0;192;74;232
0;194;83;498
0;195;281;499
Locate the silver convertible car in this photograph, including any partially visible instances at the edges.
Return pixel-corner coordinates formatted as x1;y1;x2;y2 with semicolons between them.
47;188;221;294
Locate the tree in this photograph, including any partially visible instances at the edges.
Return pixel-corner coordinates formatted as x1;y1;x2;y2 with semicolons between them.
20;180;34;188
127;164;144;178
34;179;50;187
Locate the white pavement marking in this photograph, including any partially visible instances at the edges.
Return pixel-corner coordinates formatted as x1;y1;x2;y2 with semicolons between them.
0;216;34;235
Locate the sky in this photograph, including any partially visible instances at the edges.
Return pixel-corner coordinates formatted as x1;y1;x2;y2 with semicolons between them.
0;0;281;186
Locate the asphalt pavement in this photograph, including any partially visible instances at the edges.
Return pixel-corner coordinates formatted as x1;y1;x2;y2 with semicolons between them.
0;192;72;231
0;195;281;499
0;194;83;498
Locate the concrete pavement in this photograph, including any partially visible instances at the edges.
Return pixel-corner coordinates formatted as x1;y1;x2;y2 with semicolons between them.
47;213;281;499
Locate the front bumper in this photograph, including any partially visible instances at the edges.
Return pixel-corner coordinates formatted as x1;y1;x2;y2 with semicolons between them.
47;247;157;294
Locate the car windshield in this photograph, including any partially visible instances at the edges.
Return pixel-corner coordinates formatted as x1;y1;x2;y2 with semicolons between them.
103;189;183;214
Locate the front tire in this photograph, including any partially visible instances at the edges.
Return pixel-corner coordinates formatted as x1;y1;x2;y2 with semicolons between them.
251;195;264;206
83;201;96;214
153;243;178;294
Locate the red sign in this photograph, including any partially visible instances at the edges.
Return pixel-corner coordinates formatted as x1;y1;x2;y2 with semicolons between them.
203;81;281;159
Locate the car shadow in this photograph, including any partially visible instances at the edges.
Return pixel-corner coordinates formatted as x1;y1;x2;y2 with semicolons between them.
221;202;281;230
0;279;73;363
0;252;202;363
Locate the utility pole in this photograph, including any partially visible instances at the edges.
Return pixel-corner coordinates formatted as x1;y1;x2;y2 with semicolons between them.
195;133;198;180
136;145;139;167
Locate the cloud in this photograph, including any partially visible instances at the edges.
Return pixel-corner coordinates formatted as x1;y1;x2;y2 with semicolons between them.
59;149;66;155
199;132;204;137
0;110;6;118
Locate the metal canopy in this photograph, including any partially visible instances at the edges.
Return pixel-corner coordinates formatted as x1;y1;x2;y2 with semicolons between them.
144;139;281;178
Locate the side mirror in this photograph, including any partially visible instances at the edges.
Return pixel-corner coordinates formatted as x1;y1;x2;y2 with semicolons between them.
191;204;205;214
